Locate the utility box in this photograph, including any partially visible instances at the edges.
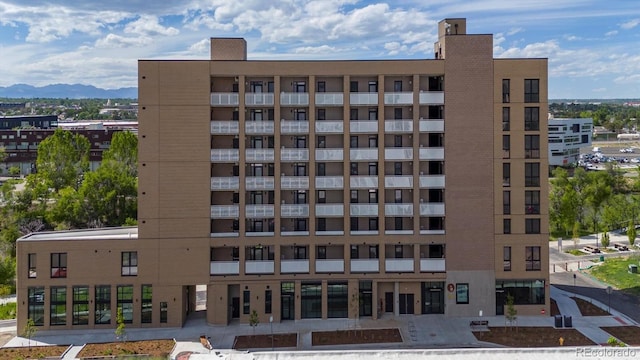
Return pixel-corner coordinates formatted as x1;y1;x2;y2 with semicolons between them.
629;264;638;274
564;315;572;328
554;315;563;328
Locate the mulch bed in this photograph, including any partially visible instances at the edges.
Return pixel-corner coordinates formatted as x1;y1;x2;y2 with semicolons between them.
571;297;610;316
550;298;561;316
77;339;175;358
0;346;69;359
601;326;640;345
312;328;402;346
473;327;595;347
233;333;298;350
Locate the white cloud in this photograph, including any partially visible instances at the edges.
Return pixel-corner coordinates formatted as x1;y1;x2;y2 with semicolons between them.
124;15;179;36
621;18;640;29
95;33;152;48
294;45;338;54
188;38;210;55
605;30;618;36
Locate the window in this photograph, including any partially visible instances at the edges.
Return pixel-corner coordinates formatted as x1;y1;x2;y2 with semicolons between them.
395;245;403;258
317;136;326;148
503;219;511;234
95;285;111;324
368;189;377;203
350;81;358;92
350;136;358;148
503;191;510;214
496;280;545;305
368;162;377;175
525;218;541;234
141;285;152;323
502;107;510;131
72;286;89;325
160;301;168;323
394;162;402;175
524;135;540;159
368;135;378;148
395;189;402;203
351;245;359;259
294;246;307;259
327;282;348;318
51;252;67;278
502;79;510;103
28;286;45;326
502;163;510;186
369;217;378;231
317;218;326;231
317;190;326;204
50;286;66;326
394;81;402;92
350;108;358;120
117;285;134;324
317;108;326;121
456;283;469;304
265;290;272;314
394;108;402;120
524;107;539;130
526;246;541;270
395;217;403;230
301;282;322;318
369;245;379;259
350;190;358;203
524;79;539;103
317;162;326;176
28;253;36;278
525;163;540;187
503;246;511;271
121;251;138;276
368;81;378;92
525;191;540;214
317;81;326;93
317;246;326;260
394;135;402;147
350;217;358;231
502;135;510;158
243;290;250;315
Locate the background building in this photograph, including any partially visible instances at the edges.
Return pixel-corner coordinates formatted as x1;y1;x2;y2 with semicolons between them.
548;117;593;167
17;18;549;330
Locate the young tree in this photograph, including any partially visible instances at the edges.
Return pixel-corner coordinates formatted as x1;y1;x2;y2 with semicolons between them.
22;318;37;350
115;307;126;342
601;231;610;248
627;221;637;246
249;309;259;335
505;294;518;332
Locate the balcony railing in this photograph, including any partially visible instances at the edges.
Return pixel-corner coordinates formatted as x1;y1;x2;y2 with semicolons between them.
384;176;413;188
210;261;240;275
211;149;239;162
281;176;309;190
315;176;344;189
350;93;378;105
211;93;239;106
384;92;413;105
315;149;344;161
245;204;275;218
419;119;444;132
280;121;309;134
211;177;240;191
350;121;378;133
280;148;309;162
384;203;414;216
315;121;344;134
418;91;444;104
418;148;444;160
385;148;413;160
281;204;310;217
246;177;275;190
385;120;413;133
350;148;378;161
245;121;274;135
350;259;379;273
315;204;344;217
350;204;378;216
420;258;445;272
281;259;310;273
245;93;274;106
385;259;414;272
316;230;345;236
280;92;309;106
246;149;274;162
315;93;344;106
245;260;274;274
350;176;378;188
419;203;445;216
210;121;239;134
419;175;445;188
210;205;239;218
316;259;345;273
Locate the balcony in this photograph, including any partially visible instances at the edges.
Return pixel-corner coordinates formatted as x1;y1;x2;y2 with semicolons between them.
315;204;344;217
350;176;378;188
385;148;413;161
211;93;239;106
281;259;310;273
385;176;413;188
350;259;379;273
280;148;309;162
245;204;275;218
350;93;378;105
281;120;310;134
385;120;413;133
384;203;414;216
210;121;239;135
315;121;344;134
245;93;274;106
210;205;239;219
350;121;378;133
315;149;344;161
245;121;274;135
418;148;444;160
384;92;413;105
419;119;444;132
315;93;344;106
350;204;378;216
316;230;345;236
210;261;240;275
419;175;445;188
418;92;444;104
281;231;310;236
246;177;275;190
246;149;275;162
350;148;378;161
211;149;239;162
316;259;345;273
281;176;309;190
386;259;414;272
280;92;309;106
245;260;275;274
315;176;344;189
420;259;445;272
211;177;239;191
211;232;239;238
419;203;445;216
281;204;309;217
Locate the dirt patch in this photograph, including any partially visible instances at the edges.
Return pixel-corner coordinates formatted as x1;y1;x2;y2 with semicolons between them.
232;333;297;350
571;297;610;316
550;298;561;316
312;328;402;346
473;327;595;347
0;345;69;359
601;326;640;345
77;339;175;358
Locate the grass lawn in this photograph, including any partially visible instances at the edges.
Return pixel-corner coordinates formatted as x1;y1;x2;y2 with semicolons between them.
0;303;16;320
587;256;640;296
566;249;588;256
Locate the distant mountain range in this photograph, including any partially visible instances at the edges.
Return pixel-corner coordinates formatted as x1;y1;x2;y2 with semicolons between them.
0;84;137;99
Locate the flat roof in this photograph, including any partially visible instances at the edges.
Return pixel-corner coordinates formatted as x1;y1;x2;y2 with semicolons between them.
17;226;138;242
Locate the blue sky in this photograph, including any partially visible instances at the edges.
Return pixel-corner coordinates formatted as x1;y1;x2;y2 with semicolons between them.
0;0;639;99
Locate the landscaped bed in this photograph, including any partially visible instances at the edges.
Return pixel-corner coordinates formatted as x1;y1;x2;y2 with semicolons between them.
473;327;595;347
312;328;402;346
232;333;298;350
586;256;640;296
572;296;610;316
76;339;175;358
601;326;640;345
0;345;70;359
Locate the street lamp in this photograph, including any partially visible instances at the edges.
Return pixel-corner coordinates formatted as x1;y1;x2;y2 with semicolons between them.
269;315;274;351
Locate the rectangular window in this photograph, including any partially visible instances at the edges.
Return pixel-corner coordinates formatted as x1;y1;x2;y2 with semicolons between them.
369;245;378;259
526;246;541;270
350;136;358;148
95;285;111;324
317;81;326;93
503;219;511;234
524;79;539;103
502;135;510;158
394;162;402;175
394;108;402;120
502;163;510;187
51;252;67;278
503;246;511;271
368;189;377;203
72;286;89;325
368;162;377;175
502;79;510;103
395;217;403;230
524;135;540;159
317;218;326;231
502;107;510;131
394;81;402;92
526;218;541;234
160;301;168;323
350;108;358;120
317;135;326;148
350;81;358;92
28;253;36;278
524;107;540;131
503;191;511;215
50;286;66;326
117;285;134;324
395;189;402;203
368;81;378;92
525;163;540;187
456;283;469;304
350;217;358;231
121;251;138;276
28;286;45;326
317;190;326;204
317;162;326;176
265;290;272;314
394;135;402;147
301;282;322;319
317;246;326;260
350;161;358;174
496;280;545;305
369;217;378;231
395;245;403;258
525;190;540;214
327;282;348;318
317;108;326;121
351;245;359;259
368;135;377;148
243;290;250;315
350;190;358;203
141;285;152;323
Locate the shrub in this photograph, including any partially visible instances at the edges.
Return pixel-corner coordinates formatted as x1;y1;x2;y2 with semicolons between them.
601;232;610;248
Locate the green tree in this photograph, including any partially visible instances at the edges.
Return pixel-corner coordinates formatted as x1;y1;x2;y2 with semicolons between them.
249;309;259;335
627;221;637;246
0;146;6;164
505;294;518;332
601;231;610;248
102;131;138;178
22;318;37;350
33;128;90;192
115;307;126;342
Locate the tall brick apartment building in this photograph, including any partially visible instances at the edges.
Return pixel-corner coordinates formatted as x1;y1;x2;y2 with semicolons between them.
17;18;549;330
